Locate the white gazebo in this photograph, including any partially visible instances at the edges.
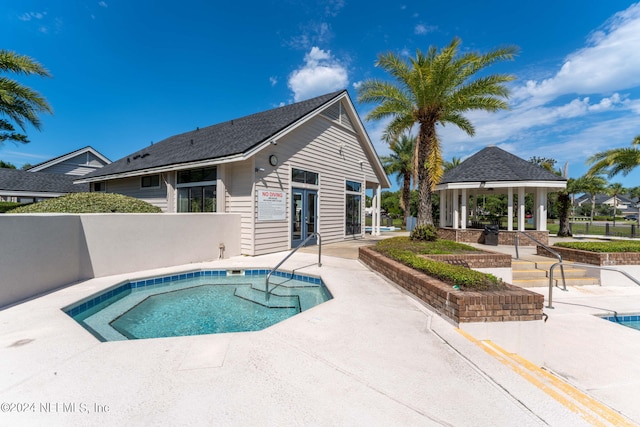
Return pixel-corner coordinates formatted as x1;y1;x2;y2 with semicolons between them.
435;146;566;245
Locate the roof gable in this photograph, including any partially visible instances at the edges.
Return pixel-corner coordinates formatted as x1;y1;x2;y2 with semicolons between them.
82;91;347;180
27;146;111;174
440;146;566;184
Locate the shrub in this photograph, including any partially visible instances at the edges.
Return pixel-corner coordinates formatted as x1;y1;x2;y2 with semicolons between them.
410;224;438;241
376;236;479;255
554;240;640;253
382;248;505;291
7;192;162;214
374;237;505;291
0;201;25;213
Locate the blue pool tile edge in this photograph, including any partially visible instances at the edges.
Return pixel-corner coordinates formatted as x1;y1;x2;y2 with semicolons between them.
63;268;324;318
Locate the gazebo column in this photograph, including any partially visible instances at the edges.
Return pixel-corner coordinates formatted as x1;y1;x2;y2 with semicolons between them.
461;189;467;229
507;187;513;231
518;187;525;231
439;190;446;228
536;188;547;231
452;189;459;229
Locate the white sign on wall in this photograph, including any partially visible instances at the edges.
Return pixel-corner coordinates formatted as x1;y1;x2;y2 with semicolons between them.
257;190;287;221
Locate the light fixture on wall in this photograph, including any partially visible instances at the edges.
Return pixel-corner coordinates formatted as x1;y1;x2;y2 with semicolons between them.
255;167;265;172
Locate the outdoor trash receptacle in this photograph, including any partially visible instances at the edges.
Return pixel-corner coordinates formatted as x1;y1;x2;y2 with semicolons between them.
483;225;499;245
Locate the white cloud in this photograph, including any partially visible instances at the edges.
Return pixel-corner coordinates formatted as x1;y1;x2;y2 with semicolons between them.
288;47;348;102
98;1;108;7
414;24;436;35
515;3;640;103
18;11;46;21
269;76;278;86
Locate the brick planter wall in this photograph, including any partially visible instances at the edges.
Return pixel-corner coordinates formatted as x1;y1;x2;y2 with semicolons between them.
438;228;549;246
423;251;511;268
359;247;544;324
537;245;640;266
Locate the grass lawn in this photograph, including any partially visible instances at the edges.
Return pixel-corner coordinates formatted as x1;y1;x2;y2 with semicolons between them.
554;240;640;252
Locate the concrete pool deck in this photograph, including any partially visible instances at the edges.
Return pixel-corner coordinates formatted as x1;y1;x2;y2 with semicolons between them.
1;235;639;426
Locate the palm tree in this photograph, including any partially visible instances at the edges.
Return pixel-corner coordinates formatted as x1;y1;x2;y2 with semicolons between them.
557;178;579;237
358;37;517;226
574;174;607;224
606;182;626;226
380;133;415;225
443;156;462;172
587;135;640;178
0;50;52;144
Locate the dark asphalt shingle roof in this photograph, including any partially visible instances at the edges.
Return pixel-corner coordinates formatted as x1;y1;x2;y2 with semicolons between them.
440;146;566;184
83;90;345;179
0;169;89;193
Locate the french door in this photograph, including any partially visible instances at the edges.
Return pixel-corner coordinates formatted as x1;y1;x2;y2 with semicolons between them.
292;189;317;247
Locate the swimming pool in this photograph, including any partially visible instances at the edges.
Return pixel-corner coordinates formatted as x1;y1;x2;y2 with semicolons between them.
601;313;640;331
64;269;332;341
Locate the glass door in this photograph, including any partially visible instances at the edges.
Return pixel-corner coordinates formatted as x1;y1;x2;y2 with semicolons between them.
292;189;317;247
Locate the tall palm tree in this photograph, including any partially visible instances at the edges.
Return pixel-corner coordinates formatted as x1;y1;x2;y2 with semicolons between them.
606;182;626;226
0;50;52;144
587;135;640;178
358;37;517;226
380;133;415;225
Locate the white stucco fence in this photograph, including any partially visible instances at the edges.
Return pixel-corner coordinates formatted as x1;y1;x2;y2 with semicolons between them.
0;213;241;309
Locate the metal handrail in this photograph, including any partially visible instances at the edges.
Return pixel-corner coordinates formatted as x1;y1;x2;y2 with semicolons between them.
547;262;640;308
265;233;322;302
514;231;566;290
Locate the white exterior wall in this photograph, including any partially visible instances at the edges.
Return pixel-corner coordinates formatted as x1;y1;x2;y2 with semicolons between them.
0;213;242;308
225;159;256;255
250;109;379;255
102;174;169;212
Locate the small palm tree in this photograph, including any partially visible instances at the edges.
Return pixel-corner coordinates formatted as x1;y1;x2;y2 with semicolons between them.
0;50;52;144
587;135;640;178
557;178;579;237
606;182;626;226
443;156;462;172
380;132;415;225
358;37;517;226
574;174;607;224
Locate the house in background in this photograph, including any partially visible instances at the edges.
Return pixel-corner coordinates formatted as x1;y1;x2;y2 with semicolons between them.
574;193;639;217
0;147;109;203
77;90;391;256
0;169;89;203
26;146;111;176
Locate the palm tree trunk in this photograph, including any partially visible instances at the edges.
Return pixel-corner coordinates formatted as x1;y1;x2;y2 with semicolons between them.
402;171;411;227
416;123;436;226
557;193;572;237
590;195;596;224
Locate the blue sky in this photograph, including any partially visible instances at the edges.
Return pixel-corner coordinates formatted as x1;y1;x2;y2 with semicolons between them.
3;1;640;191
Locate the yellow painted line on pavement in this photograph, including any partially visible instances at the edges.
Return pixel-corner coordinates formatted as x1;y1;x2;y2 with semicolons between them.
457;328;635;427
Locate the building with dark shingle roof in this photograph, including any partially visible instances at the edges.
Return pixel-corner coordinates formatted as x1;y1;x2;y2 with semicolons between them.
0;168;89;202
76;90;391;256
435;146;566;244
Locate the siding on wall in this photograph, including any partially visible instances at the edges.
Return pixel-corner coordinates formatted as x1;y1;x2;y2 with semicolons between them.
225;159;255;255
104;174;168;212
251;103;380;255
37;152;109;176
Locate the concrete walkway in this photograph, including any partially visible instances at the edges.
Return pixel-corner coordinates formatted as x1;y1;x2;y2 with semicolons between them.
1;233;639;426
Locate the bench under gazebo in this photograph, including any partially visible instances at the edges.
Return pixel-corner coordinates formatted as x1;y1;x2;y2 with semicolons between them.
435;146;566;246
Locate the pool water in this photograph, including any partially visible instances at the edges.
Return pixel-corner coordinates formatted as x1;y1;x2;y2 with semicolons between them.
64;269;331;341
601;314;640;331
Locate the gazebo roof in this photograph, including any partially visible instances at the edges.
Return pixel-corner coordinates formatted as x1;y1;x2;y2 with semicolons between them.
440;146;566;184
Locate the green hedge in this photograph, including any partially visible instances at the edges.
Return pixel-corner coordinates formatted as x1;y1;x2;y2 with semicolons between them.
375;236;479;255
0;202;25;213
554;240;640;253
374;237;505;291
7;193;162;214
